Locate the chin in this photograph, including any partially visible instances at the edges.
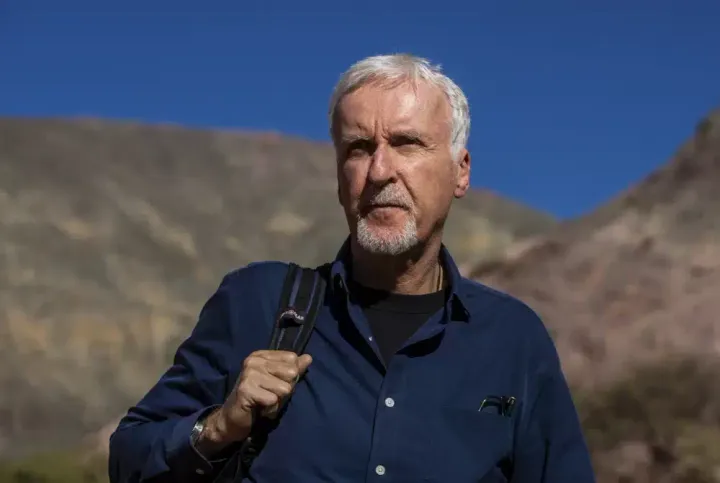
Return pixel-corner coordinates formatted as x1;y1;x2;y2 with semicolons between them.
355;218;419;256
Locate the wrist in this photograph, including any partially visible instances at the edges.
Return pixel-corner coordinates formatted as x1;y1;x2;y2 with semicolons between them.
193;408;247;458
192;409;228;457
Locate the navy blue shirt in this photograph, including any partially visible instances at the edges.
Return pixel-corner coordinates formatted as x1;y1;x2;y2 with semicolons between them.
108;242;596;482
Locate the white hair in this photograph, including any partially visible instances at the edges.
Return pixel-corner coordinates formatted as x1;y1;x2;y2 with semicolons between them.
328;53;471;160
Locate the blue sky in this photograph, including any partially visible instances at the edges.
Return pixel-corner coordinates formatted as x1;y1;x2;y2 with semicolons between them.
1;1;719;219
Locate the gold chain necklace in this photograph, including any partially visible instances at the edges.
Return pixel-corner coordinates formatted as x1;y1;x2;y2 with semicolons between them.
435;262;444;292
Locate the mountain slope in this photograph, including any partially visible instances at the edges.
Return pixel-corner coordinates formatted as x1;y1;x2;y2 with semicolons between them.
0;117;557;455
472;107;720;389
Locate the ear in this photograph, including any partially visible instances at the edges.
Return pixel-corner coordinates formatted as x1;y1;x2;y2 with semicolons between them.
453;148;471;199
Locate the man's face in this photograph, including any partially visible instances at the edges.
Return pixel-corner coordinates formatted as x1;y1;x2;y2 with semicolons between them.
333;80;470;256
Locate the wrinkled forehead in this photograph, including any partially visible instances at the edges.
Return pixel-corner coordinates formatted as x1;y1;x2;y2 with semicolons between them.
333;79;452;139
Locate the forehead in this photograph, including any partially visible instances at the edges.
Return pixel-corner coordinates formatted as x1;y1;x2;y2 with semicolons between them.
334;80;451;138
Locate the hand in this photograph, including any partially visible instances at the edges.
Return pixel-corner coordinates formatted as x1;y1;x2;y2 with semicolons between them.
200;350;312;451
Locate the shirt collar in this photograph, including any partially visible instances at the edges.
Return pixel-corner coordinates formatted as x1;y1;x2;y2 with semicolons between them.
328;237;471;323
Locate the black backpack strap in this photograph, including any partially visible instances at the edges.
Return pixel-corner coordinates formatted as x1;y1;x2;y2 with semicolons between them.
268;262;326;356
214;263;328;482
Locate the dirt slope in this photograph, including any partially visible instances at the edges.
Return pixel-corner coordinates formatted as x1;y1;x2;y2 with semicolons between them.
472;107;720;389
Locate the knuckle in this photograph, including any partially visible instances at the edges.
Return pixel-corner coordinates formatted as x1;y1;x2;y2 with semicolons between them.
269;362;293;378
238;374;258;392
281;351;298;363
236;376;250;390
239;367;257;382
235;385;251;402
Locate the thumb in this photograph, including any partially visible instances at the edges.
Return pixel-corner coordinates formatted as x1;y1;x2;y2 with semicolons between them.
297;354;313;375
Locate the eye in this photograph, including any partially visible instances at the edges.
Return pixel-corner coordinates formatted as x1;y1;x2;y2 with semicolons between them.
390;134;423;148
345;139;374;158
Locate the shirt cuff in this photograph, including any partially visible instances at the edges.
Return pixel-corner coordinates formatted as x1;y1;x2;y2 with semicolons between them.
167;405;237;478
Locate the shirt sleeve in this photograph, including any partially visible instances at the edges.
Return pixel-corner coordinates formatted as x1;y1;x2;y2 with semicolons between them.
510;318;597;482
108;271;244;483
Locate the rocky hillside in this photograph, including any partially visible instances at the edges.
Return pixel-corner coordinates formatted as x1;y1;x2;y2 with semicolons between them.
0;117;557;456
472;107;720;388
471;107;720;481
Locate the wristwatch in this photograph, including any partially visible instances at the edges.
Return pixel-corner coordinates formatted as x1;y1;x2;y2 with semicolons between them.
190;417;207;448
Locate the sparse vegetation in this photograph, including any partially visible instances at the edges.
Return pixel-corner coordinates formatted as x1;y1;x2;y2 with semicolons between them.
0;450;106;483
576;354;720;482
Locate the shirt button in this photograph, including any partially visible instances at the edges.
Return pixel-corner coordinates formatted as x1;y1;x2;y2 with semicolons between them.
375;464;386;475
384;397;395;408
195;468;205;475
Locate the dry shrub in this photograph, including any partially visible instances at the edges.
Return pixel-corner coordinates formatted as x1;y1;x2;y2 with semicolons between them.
0;449;107;483
576;354;720;483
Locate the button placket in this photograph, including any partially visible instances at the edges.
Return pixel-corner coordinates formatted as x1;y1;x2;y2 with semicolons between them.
365;357;406;480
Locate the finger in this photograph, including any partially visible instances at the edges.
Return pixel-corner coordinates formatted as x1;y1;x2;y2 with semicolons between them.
265;361;301;383
252;350;299;363
242;351;297;374
265;354;313;384
297;354;313;375
260;402;281;419
253;372;294;398
238;385;279;410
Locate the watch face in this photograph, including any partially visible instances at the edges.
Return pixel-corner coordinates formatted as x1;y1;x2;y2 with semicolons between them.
191;420;204;445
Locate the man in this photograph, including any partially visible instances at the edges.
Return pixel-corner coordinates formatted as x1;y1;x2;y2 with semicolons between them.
109;54;595;482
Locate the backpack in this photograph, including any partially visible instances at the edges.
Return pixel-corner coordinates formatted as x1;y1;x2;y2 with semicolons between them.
212;262;329;482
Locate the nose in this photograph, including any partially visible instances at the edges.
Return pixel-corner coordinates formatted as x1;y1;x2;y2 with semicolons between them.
367;143;397;185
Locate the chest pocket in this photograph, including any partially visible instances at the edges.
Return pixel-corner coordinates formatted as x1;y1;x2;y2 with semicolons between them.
397;399;516;483
442;408;514;481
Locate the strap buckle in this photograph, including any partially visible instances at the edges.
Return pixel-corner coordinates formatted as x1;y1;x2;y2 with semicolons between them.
277;308;306;326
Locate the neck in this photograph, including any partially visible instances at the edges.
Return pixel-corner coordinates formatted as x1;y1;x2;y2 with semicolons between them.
349;236;445;295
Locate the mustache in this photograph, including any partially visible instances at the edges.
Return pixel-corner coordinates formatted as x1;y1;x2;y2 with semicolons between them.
360;186;413;210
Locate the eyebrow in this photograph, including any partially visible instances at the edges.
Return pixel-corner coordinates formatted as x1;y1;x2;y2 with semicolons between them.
339;133;370;144
339;129;426;144
391;129;424;141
